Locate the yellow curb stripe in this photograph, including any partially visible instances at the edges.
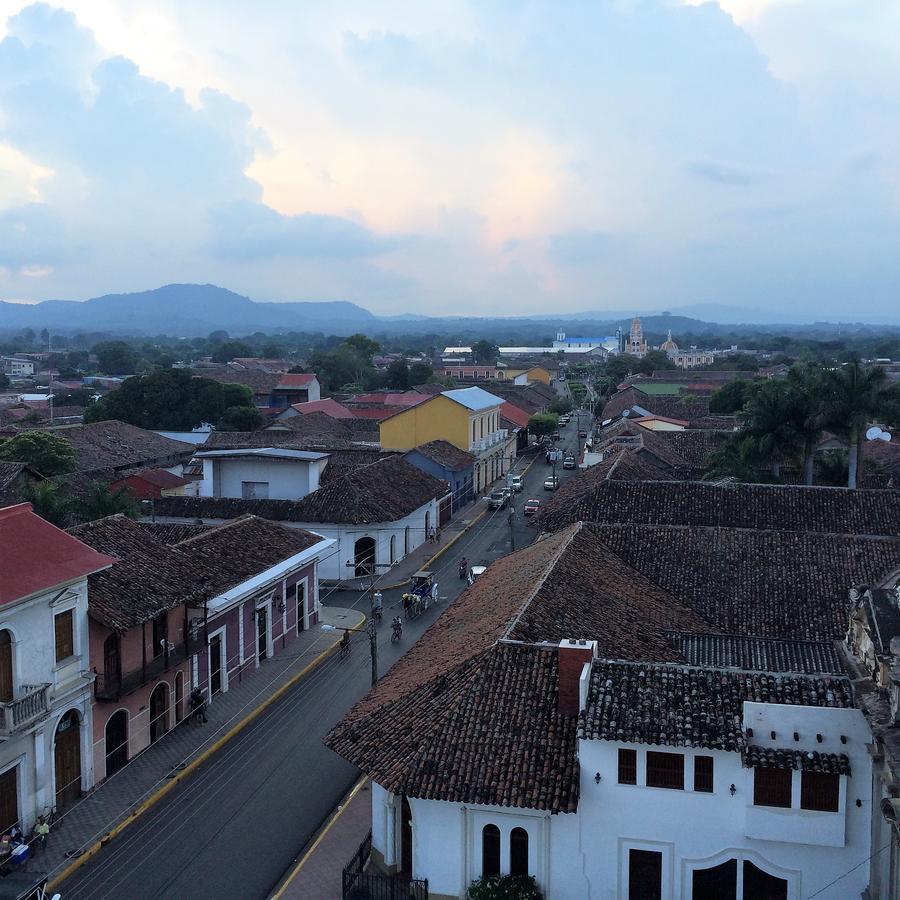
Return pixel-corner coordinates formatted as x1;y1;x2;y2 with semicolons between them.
270;775;369;900
48;611;365;891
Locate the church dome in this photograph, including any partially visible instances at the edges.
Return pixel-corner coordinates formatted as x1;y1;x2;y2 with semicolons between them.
660;328;678;352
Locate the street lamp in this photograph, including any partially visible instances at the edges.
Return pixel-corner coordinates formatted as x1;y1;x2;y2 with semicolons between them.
321;621;380;686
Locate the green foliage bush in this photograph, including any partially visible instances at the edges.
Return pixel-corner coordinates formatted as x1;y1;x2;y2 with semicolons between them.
467;875;543;899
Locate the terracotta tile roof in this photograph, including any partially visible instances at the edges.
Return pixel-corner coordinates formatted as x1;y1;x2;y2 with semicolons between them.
499;401;530;429
602;388;713;424
664;633;845;675
277;373;317;388
592;524;900;641
1;503;115;605
113;468;189;489
538;480;900;536
0;461;43;505
154;456;448;524
39;421;194;474
320;449;393;484
195;367;279;394
173;515;323;596
287;399;355;419
742;745;851;775
138;522;212;544
67;515;200;629
409;440;475;472
578;660;853;750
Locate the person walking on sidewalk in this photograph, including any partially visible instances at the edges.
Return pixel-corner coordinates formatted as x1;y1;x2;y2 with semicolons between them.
190;686;208;724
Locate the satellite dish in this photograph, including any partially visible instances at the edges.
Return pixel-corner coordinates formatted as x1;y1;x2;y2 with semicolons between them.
879;431;892;442
866;426;882;440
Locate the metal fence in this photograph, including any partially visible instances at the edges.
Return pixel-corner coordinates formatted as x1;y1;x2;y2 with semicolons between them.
342;830;428;900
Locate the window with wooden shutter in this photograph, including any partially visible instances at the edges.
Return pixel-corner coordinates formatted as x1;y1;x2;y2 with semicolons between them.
618;748;637;785
646;751;684;790
0;766;18;835
54;610;74;663
800;771;840;812
0;631;13;703
694;756;714;793
753;767;792;808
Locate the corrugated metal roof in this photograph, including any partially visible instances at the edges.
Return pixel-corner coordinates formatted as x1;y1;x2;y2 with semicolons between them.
441;386;503;411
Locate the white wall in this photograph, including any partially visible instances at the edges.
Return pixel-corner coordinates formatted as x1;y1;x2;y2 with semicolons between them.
296;498;439;581
0;577;94;832
200;456;324;500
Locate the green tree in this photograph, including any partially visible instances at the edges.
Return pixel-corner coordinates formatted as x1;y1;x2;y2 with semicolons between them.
211;340;253;363
738;380;802;479
703;436;764;483
342;334;381;362
84;369;256;430
527;413;558;438
822;362;895;488
23;481;71;526
93;340;139;375
262;342;284;358
637;350;677;374
384;358;410;390
709;379;753;414
548;399;573;415
0;431;76;476
408;362;433;384
0;373;9;391
71;481;139;524
471;340;498;364
217;405;264;431
785;364;827;485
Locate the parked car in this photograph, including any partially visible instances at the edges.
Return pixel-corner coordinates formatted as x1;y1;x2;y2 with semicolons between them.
523;498;541;515
508;475;524;493
543;475;559;490
578;429;588;438
487;488;508;509
563;456;576;469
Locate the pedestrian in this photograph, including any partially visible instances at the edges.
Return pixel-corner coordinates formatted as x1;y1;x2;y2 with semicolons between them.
190;686;207;724
428;526;437;544
34;816;49;854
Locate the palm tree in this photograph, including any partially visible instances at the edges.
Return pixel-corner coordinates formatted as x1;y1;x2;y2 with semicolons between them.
71;481;139;524
822;362;892;488
24;481;72;527
702;436;763;483
785;364;826;485
739;380;802;480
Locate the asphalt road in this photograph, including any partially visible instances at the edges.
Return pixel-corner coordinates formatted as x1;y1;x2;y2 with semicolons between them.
58;420;584;900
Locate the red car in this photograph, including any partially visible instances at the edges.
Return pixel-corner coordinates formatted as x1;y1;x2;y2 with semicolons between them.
523;498;541;516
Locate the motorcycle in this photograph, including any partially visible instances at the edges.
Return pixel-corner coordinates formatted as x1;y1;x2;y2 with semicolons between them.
391;620;403;643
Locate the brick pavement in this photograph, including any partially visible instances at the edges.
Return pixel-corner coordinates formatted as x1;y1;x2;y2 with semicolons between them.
277;779;372;899
36;607;359;884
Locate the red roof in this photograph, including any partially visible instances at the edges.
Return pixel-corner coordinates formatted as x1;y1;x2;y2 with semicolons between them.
0;503;116;605
632;415;690;427
289;399;356;420
113;468;190;489
277;373;317;388
351;391;426;406
500;401;530;429
350;407;399;420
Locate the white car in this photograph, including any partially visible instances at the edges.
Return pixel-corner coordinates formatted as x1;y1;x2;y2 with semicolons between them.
508;475;524;493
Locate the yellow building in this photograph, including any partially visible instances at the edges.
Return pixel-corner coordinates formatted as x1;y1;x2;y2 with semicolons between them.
503;366;552;385
379;387;508;493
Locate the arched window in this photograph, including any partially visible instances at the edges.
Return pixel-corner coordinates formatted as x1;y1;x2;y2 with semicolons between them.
482;824;500;878
510;827;529;876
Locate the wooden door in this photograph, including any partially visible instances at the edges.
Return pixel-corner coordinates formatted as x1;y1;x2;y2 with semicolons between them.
174;671;184;724
149;684;168;744
104;710;128;778
400;796;412;877
103;633;120;688
209;636;222;695
295;583;306;635
54;711;82;810
0;631;12;703
0;766;18;834
257;609;268;662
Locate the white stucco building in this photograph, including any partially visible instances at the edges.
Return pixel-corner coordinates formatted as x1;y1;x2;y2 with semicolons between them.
0;503;114;834
326;524;881;900
195;447;329;500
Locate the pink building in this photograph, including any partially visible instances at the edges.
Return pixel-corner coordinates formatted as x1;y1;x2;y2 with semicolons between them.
69;515;332;784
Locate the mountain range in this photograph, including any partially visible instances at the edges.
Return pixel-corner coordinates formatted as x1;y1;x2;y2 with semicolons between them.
1;283;898;338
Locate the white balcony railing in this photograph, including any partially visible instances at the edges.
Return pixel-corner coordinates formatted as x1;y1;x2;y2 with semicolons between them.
0;684;51;736
470;429;508;454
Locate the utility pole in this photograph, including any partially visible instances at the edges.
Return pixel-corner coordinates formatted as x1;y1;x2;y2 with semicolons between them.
507;494;516;551
368;617;378;686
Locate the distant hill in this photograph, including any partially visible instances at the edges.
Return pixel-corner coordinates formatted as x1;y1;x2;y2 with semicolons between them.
0;284;376;336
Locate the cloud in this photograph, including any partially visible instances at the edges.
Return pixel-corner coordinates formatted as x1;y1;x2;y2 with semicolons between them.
685;158;772;186
0;202;74;269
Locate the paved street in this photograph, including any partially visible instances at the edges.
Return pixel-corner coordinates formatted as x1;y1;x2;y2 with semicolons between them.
58;418;583;900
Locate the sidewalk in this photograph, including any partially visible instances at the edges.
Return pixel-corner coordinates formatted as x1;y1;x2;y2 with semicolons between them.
274;778;372;899
41;606;360;887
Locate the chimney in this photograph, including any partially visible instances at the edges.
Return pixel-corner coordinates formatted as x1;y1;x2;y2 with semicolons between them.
558;639;596;715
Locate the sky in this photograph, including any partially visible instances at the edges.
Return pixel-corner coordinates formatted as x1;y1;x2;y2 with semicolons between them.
0;1;899;319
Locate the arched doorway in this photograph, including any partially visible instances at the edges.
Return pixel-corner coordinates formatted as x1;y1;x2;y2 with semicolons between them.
400;796;413;878
105;710;128;778
404;526;410;556
149;683;168;744
354;536;376;577
424;512;431;542
0;630;13;703
54;710;82;810
174;671;184;724
389;535;396;564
